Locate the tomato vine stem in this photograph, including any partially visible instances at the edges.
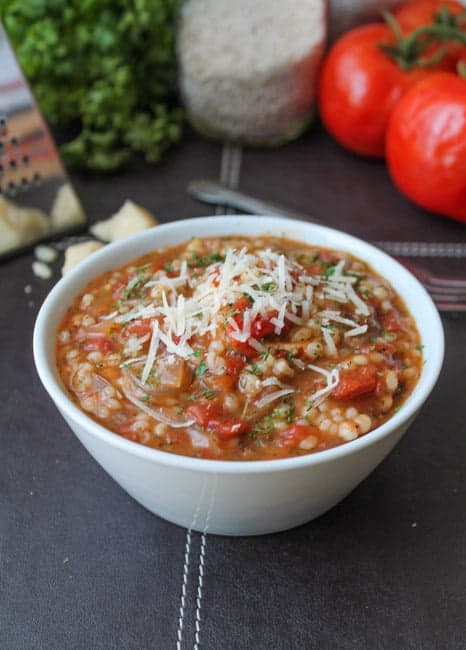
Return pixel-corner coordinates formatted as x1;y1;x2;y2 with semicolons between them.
380;9;466;70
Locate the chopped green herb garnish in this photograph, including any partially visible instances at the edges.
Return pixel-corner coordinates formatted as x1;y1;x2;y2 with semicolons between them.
224;308;240;324
261;282;278;293
322;263;337;278
191;349;202;358
188;252;225;268
250;415;275;439
261;348;271;362
282;396;295;423
203;389;215;399
195;360;208;376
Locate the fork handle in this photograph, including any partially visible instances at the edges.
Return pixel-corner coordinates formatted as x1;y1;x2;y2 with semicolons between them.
188;179;466;258
188;179;318;224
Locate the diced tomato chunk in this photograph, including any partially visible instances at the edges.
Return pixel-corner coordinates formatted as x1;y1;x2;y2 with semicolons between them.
83;336;113;353
187;402;218;427
278;424;319;448
232;297;252;311
382;309;403;333
214;375;236;390
227;336;256;358
251;316;275;339
227;307;277;357
225;354;246;376
333;364;378;400
124;319;153;339
187;402;248;440
207;417;248;440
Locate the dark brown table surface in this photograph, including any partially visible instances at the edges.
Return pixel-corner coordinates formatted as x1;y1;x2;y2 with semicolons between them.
1;126;465;650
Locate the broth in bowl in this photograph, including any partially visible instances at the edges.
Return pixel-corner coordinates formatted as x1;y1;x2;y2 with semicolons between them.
56;235;422;461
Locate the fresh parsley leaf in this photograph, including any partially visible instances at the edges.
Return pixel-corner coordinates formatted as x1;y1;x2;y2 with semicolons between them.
3;0;184;171
188;252;225;268
195;360;208;376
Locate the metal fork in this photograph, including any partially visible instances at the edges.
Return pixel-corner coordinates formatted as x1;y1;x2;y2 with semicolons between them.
188;179;466;312
396;259;466;312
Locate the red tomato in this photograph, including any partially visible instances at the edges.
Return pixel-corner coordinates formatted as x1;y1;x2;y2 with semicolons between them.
386;72;466;223
318;23;452;157
393;0;466;68
333;365;378;400
394;0;464;29
278;424;319;449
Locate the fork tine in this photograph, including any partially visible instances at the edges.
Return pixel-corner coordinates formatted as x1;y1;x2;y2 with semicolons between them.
423;283;466;297
396;257;466;309
430;292;466;302
426;276;466;289
396;257;466;287
433;300;466;312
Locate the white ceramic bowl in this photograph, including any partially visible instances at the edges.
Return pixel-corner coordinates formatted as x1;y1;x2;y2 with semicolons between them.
33;216;444;536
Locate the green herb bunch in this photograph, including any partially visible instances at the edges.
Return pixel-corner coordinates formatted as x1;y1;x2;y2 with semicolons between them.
1;0;184;170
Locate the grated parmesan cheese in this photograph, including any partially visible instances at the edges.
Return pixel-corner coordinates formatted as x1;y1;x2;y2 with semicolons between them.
102;246;371;385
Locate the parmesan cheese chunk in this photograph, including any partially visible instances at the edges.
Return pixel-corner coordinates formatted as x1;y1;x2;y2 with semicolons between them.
0;196;49;254
50;183;86;230
34;244;58;264
32;261;53;280
62;241;104;276
90;201;158;242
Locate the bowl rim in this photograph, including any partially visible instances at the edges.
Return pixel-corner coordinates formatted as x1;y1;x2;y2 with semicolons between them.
33;215;445;475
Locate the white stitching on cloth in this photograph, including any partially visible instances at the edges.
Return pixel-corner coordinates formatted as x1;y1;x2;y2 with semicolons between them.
193;532;206;650
176;529;193;650
176;475;208;650
193;475;217;650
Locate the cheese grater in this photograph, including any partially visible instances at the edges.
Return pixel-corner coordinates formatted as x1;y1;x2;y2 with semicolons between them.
0;22;86;260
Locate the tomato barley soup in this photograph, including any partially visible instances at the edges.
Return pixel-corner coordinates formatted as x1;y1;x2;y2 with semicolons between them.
57;236;423;460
